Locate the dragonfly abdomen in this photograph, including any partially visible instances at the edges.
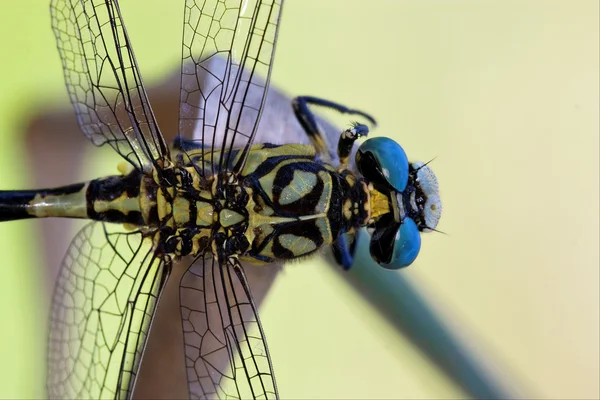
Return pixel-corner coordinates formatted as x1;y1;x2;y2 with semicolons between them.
0;183;87;222
0;169;147;226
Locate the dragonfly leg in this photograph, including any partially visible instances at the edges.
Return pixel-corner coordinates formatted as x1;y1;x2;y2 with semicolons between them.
292;96;377;162
337;123;369;169
332;232;359;270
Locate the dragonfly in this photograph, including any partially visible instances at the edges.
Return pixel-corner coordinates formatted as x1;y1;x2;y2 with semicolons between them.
0;0;442;399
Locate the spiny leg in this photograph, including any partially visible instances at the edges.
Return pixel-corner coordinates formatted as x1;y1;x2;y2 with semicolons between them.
292;96;377;162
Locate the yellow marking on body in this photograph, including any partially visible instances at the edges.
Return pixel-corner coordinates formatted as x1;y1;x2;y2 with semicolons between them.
279;170;317;205
139;196;156;223
241;144;315;176
315;217;333;245
244;175;331;251
239;255;270;265
29;187;88;218
219;209;244;227
251;214;298;226
297;214;327;221
139;177;156;224
166;186;175;199
260;205;275;216
184;147;237;176
279;234;317;255
316;171;331;213
245;190;296;247
323;163;336;172
117;162;133;175
156;188;174;227
257;172;276;201
173;197;191;226
345;174;356;187
152;231;160;251
247;192;324;225
343;198;352;220
256;158;320;206
196;202;214;227
211;176;219;197
211;237;219;256
93;192;141;215
183;166;204;191
122;223;138;231
157;188;166;218
369;186;390;220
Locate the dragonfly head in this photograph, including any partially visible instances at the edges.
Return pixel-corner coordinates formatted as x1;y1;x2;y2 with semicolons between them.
355;137;442;269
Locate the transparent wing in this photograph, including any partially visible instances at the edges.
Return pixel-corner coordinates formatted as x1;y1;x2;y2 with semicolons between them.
181;54;345;161
47;222;170;399
178;0;283;176
180;256;277;399
51;0;169;170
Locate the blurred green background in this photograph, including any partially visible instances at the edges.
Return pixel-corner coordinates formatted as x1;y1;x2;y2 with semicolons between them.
0;0;598;399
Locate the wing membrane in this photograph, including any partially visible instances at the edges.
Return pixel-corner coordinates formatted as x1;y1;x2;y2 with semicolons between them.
179;0;283;176
47;222;170;399
51;0;169;170
180;256;277;399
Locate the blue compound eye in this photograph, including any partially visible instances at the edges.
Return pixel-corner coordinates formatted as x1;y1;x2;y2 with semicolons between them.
369;214;421;269
356;137;409;192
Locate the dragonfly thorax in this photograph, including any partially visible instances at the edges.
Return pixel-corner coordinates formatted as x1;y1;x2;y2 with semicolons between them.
145;166;254;259
237;144;371;264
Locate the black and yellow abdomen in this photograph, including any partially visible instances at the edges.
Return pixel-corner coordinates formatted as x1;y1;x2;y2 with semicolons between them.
0;169;147;226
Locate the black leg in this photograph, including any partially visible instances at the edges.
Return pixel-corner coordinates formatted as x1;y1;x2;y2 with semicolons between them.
332;232;358;270
293;96;377;127
337;123;369;168
292;96;377;161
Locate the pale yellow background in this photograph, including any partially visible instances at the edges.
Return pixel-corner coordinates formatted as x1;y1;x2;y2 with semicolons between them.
0;1;598;399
